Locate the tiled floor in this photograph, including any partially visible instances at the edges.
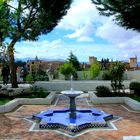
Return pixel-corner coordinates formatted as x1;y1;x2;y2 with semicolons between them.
0;95;140;140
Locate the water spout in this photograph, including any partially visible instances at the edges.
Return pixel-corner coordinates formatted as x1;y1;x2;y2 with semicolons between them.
70;75;73;92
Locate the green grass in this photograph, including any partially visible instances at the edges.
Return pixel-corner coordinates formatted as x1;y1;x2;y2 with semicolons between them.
14;91;49;98
0;98;11;105
130;95;140;102
0;91;49;105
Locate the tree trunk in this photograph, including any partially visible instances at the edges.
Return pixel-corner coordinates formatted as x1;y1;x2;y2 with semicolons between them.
8;43;18;88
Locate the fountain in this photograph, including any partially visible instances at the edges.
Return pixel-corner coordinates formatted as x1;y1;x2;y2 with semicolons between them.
32;75;113;132
61;75;83;119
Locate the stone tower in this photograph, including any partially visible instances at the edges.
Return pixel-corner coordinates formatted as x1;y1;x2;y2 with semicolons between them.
129;56;137;68
89;56;97;65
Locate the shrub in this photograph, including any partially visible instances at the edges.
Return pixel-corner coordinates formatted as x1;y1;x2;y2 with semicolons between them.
102;71;111;80
109;62;125;92
25;74;34;82
59;63;76;80
35;75;49;81
90;62;101;80
30;86;49;98
95;86;111;97
129;82;140;96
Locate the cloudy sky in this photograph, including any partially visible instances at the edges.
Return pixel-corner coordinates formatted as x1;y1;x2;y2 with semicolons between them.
14;0;140;62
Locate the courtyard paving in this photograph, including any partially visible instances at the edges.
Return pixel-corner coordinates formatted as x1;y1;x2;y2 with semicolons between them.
0;94;140;140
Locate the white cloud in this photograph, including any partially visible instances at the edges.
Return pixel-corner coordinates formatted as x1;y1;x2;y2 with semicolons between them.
65;22;95;42
15;39;65;59
58;0;97;30
77;37;94;42
58;0;107;30
57;0;106;42
58;0;140;60
13;0;140;62
96;17;138;43
15;38;119;62
95;17;140;60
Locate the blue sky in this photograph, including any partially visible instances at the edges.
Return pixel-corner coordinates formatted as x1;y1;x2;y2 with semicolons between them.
12;0;140;62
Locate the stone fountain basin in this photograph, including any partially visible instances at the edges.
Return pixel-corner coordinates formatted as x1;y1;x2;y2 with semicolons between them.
33;108;113;131
61;90;83;97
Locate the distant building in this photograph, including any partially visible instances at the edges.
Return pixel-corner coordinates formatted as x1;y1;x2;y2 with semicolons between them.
129;56;138;70
89;56;97;65
27;58;64;74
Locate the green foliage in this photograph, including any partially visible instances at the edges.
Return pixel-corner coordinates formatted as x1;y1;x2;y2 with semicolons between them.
92;0;140;31
130;95;140;103
0;86;49;105
36;69;49;81
129;82;140;96
102;71;111;80
59;63;76;80
25;72;49;81
30;85;48;98
0;98;11;105
82;71;88;80
15;60;26;68
90;62;101;79
0;0;72;41
109;62;125;92
0;0;72;87
101;58;110;70
25;74;34;82
96;86;111;97
35;74;49;81
0;2;10;41
67;51;81;71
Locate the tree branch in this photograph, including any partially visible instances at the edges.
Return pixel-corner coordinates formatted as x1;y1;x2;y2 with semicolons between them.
5;3;17;10
17;0;21;33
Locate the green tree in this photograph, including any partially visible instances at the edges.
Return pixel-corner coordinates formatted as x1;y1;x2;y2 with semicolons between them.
109;62;125;92
15;60;26;68
90;62;101;79
67;51;81;71
59;63;76;80
0;0;72;87
0;1;10;44
92;0;140;31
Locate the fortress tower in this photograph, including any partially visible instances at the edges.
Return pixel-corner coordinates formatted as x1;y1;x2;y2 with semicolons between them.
89;56;97;65
129;56;137;68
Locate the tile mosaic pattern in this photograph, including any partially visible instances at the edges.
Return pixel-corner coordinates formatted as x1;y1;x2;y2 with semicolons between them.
0;94;140;140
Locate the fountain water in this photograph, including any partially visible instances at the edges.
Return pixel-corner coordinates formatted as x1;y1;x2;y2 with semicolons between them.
61;75;83;119
32;76;113;132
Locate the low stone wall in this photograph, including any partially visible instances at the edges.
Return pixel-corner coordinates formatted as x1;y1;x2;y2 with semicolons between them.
0;91;56;113
35;80;131;92
89;92;140;111
124;97;140;111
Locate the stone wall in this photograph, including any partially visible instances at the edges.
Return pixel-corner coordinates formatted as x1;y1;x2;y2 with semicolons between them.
89;91;140;111
0;91;56;113
59;70;140;81
35;80;131;92
125;70;140;81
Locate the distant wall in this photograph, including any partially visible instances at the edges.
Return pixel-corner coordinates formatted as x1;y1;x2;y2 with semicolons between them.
125;70;140;81
58;71;104;80
35;80;131;92
59;70;140;81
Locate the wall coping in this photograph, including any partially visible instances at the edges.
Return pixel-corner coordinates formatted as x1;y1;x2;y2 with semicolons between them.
0;91;56;113
89;91;140;111
1;91;140;113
